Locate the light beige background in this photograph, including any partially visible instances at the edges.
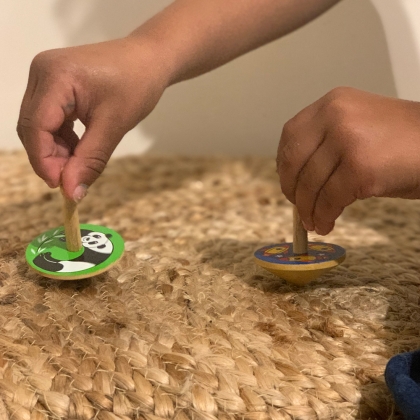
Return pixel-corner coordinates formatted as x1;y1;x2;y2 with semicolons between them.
0;0;417;157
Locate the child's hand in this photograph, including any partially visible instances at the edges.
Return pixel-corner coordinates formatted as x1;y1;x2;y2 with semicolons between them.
277;87;420;235
17;38;170;201
16;0;342;202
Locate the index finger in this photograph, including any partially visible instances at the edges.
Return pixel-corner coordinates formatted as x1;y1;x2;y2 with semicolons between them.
17;84;77;187
277;100;324;203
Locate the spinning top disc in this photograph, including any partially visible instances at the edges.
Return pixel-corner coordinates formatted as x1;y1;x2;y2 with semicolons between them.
26;223;124;280
254;242;346;285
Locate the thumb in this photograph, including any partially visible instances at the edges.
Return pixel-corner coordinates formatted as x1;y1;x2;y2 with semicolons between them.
61;118;122;202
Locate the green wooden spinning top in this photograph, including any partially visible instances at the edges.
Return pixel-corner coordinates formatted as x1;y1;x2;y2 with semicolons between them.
26;190;124;280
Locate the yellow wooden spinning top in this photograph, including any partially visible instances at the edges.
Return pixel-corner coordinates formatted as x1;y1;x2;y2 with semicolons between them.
254;206;345;285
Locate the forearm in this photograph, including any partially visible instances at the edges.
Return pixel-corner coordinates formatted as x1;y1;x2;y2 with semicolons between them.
128;0;341;84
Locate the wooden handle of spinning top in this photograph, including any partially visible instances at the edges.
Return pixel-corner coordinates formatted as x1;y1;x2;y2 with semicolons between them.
61;189;82;252
292;206;308;255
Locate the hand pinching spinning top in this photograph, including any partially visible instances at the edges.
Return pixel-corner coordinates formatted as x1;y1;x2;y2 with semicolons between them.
254;206;345;285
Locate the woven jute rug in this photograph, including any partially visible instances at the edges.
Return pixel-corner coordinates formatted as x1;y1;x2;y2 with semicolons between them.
0;151;418;419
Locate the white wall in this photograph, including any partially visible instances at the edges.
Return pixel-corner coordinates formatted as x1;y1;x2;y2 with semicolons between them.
371;0;420;101
0;0;405;157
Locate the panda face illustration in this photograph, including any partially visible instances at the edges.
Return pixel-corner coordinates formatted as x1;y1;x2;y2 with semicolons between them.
82;231;113;254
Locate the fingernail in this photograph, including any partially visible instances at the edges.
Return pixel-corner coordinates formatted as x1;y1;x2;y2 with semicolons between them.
73;184;88;203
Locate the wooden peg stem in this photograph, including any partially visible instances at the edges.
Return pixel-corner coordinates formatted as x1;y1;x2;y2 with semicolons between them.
293;206;308;255
61;188;82;252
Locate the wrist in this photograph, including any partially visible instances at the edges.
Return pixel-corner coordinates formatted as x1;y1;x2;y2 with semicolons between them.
125;26;184;88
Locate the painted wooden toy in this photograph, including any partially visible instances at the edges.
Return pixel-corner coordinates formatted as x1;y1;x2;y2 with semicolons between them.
254;206;345;285
26;190;124;280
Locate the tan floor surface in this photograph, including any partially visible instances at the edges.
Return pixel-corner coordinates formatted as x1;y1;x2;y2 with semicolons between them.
0;151;417;419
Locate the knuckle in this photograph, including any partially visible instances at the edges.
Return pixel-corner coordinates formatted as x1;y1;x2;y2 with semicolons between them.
282;113;305;140
279;108;310;167
317;188;335;212
344;155;381;200
17;116;32;129
277;141;294;170
314;199;340;230
323;86;358;107
297;172;317;195
280;186;294;204
325;86;355;101
278;134;299;170
16;128;27;146
16;115;36;142
278;173;294;202
16;123;24;140
27;155;47;180
316;184;346;220
281;118;297;139
30;51;53;73
30;49;70;80
345;152;361;174
83;151;110;176
355;177;379;199
322;87;357;125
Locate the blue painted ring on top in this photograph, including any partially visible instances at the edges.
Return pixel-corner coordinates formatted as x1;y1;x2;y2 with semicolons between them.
254;242;346;265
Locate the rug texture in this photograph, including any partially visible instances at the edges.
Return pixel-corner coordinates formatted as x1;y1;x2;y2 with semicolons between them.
0;151;417;420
